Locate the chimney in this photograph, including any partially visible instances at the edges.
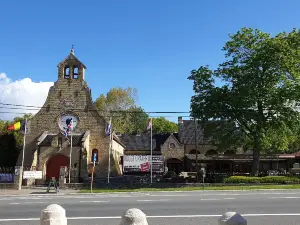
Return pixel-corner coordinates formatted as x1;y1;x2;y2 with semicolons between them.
178;116;183;125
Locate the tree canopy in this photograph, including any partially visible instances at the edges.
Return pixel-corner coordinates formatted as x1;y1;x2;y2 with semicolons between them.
94;87;179;134
188;27;300;176
152;117;178;134
94;87;147;134
95;87;148;134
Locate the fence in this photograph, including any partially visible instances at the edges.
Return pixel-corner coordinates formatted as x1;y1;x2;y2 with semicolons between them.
0;167;14;183
40;204;247;225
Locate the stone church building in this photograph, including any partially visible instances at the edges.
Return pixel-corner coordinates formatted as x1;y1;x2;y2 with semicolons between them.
16;48;124;183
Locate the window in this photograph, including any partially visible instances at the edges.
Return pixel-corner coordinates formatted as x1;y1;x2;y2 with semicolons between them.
91;149;99;162
169;143;175;149
73;67;79;79
64;66;70;79
58;137;62;148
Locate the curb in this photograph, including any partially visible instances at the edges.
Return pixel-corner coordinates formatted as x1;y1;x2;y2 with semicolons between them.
0;188;299;197
69;188;300;195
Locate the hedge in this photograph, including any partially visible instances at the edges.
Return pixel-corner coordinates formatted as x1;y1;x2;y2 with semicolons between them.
224;176;300;184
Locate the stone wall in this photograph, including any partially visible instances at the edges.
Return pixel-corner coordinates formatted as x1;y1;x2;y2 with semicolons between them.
161;134;184;160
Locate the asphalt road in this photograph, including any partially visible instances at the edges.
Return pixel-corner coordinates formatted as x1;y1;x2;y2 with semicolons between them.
1;190;300;224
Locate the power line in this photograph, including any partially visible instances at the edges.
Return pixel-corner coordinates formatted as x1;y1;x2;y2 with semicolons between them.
0;103;191;114
0;111;191;118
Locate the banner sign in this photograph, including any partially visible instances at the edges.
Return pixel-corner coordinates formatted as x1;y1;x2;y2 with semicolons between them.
123;155;164;173
23;171;43;179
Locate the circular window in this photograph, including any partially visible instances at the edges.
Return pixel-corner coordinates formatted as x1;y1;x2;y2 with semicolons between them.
58;115;79;132
169;143;175;149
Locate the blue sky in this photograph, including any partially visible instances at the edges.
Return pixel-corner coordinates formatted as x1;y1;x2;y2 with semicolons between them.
0;0;299;122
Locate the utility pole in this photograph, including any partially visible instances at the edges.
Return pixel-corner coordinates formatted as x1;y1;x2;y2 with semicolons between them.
194;118;199;183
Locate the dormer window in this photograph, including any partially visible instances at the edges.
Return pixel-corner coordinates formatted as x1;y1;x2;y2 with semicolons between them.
73;67;79;79
64;66;70;79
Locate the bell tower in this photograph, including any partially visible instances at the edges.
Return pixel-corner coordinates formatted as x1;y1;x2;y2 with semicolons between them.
57;46;86;82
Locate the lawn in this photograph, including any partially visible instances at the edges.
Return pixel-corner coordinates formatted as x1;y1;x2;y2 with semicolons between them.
80;184;300;193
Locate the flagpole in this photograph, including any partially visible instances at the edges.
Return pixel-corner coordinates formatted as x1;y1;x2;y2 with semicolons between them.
18;118;27;191
150;118;153;184
107;116;112;184
90;156;95;193
69;133;72;184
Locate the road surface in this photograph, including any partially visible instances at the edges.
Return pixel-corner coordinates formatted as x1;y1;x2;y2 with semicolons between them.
1;190;300;224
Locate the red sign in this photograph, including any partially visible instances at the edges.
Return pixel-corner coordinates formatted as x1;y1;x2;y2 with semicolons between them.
140;162;150;172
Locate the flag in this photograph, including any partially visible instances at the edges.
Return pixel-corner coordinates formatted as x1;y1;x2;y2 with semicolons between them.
20;120;28;134
8;121;21;131
105;118;112;136
146;118;152;130
8;120;28;134
63;118;73;137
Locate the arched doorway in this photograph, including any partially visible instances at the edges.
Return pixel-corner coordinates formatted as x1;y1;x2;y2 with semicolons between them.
46;154;69;181
205;149;218;156
166;158;183;174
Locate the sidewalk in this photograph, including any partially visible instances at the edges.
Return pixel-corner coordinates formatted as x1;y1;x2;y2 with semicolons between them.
0;187;80;196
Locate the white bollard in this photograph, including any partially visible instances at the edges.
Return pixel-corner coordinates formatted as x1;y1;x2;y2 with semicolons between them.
40;204;67;225
119;208;148;225
218;212;247;225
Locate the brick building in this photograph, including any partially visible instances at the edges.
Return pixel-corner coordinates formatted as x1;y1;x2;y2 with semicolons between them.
16;48;124;183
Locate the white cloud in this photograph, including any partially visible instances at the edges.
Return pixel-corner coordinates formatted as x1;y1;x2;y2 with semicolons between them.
0;73;54;121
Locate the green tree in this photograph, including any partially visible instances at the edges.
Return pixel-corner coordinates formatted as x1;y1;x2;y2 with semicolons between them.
201;120;246;152
0;114;32;166
94;87;149;133
152;117;178;134
188;28;300;176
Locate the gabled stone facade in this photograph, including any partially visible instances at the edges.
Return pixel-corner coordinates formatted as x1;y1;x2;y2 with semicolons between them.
16;48;124;182
160;134;184;160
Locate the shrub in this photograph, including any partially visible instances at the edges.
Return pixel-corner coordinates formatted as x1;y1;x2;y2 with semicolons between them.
224;176;300;184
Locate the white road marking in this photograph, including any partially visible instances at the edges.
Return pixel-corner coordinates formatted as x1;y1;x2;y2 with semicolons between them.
2;213;300;221
146;194;189;197
224;198;236;200
137;199;171;202
200;198;219;201
79;200;110;203
10;202;47;205
269;196;300;199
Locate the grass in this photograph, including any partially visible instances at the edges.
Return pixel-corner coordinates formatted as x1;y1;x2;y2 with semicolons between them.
80;184;300;193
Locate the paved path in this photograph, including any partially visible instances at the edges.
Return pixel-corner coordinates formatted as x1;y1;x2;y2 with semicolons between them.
1;190;300;224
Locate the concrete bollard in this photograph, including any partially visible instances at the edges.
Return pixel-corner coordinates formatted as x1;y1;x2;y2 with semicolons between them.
119;208;148;225
40;204;67;225
218;212;247;225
